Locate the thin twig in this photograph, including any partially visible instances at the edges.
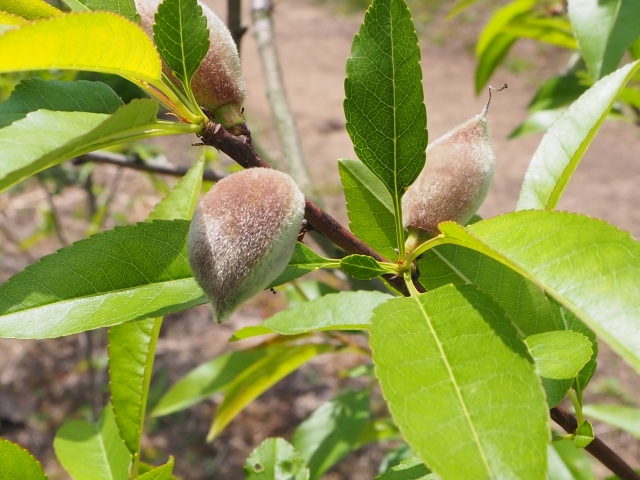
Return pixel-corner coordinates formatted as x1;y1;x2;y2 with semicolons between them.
551;406;640;480
227;0;247;52
38;178;69;247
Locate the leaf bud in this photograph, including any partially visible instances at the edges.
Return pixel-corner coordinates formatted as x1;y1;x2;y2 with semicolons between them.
188;168;305;323
135;0;246;132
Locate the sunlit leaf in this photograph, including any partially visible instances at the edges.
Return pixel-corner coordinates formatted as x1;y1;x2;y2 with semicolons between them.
0;0;61;19
0;437;47;480
0;10;27;24
525;331;592;380
245;438;310;480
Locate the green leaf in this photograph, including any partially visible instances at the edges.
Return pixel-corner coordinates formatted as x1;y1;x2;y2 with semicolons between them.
136;457;175;480
582;404;640;439
344;0;427;252
0;12;161;83
446;0;479;19
340;254;388;280
517;60;640;210
0;99;194;194
153;0;209;90
0;10;27;25
527;73;589;112
503;16;577;50
54;405;131;480
0;0;61;19
284;280;339;307
525;331;592;380
292;390;370;480
151;347;280;417
355;417;401;448
0;78;123;129
0;437;47;480
71;0;139;23
508;109;565;139
439;211;640;375
375;457;436;480
245;438;310;480
207;343;334;441
268;243;336;289
148;153;204;221
475;33;517;94
0;220;206;339
548;440;596;480
370;285;548;479
568;0;640;80
230;291;391;341
338;158;397;261
573;421;594;448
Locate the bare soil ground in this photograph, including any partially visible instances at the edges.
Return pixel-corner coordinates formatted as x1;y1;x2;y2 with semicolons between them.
1;0;640;478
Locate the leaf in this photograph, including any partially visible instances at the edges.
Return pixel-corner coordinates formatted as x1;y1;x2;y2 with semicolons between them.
0;99;189;194
136;457;175;480
344;0;427;250
548;440;596;480
54;404;131;480
503;16;577;50
268;243;336;289
475;33;517;94
527;73;589;112
207;343;334;441
446;0;479;19
517;60;640;210
151;347;281;417
230;291;391;341
0;0;61;19
582;404;640;439
355;417;401;448
525;331;592;380
340;254;388;280
0;12;161;83
148;153;204;221
0;10;27;25
568;0;640;80
245;438;310;480
0;437;47;480
0;78;123;129
71;0;139;23
375;457;436;480
508;109;565;139
439;211;640;375
0;220;206;339
338;158;397;261
138;461;180;480
573;420;594;448
292;390;369;480
370;285;548;479
153;0;209;88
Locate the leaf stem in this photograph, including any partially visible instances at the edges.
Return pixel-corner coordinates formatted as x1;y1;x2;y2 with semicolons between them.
568;389;585;425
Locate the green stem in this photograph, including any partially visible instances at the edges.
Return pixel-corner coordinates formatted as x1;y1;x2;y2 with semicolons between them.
568;389;585;425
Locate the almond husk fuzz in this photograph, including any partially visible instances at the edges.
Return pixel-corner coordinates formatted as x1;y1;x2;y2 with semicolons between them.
135;0;246;129
188;168;305;323
402;113;495;236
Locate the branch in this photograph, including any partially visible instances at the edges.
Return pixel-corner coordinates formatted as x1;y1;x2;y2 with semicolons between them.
551;406;640;480
227;0;247;52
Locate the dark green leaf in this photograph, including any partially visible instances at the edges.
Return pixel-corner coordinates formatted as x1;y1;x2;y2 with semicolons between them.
582;404;640;439
245;438;310;480
525;331;592;379
0;437;47;480
375;457;436;480
338;158;397;260
340;254;388;280
292;390;370;480
230;291;391;341
268;243;336;288
70;0;139;22
517;60;640;210
370;285;548;479
568;0;640;79
0;220;205;339
54;405;131;480
0;78;123;129
153;0;209;88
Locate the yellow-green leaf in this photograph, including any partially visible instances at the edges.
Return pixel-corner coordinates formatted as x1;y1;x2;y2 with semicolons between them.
0;0;62;20
0;9;27;24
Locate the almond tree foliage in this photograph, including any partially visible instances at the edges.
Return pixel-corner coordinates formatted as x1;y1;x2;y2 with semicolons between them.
0;0;639;479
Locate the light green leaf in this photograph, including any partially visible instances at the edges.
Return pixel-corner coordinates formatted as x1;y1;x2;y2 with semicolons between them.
292;390;369;480
340;254;388;280
548;440;596;480
138;461;180;480
207;343;334;441
526;331;592;380
517;60;640;210
230;291;391;341
0;220;206;339
573;421;595;448
0;12;161;83
370;285;548;479
439;211;640;375
503;16;577;50
508;108;565;139
338;158;397;261
0;0;61;19
0;437;47;480
446;0;479;19
0;78;123;129
475;33;517;94
268;243;336;289
151;347;281;417
54;404;131;480
71;0;138;23
582;404;640;439
568;0;640;80
375;457;436;480
344;0;427;252
245;438;310;480
153;0;209;89
136;457;175;480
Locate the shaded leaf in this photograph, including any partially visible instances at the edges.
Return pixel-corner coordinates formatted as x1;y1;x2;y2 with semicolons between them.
375;457;436;480
508;108;565;139
340;254;388;280
71;0;138;22
582;404;640;439
526;331;592;379
0;437;47;480
245;438;310;480
268;243;336;288
548;440;597;480
527;73;589;112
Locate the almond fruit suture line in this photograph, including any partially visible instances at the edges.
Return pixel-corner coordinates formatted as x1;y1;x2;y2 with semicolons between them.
188;168;305;323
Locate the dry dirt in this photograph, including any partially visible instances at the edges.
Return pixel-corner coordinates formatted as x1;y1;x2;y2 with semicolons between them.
1;0;640;478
